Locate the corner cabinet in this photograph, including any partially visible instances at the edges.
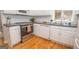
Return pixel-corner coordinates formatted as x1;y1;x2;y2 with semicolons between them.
33;24;50;39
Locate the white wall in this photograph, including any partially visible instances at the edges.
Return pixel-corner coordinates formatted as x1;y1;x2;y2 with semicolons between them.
35;16;52;23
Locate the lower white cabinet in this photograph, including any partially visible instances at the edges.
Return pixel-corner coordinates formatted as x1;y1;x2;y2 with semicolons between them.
60;29;75;46
33;24;41;36
33;24;76;47
50;27;61;42
33;24;49;39
50;26;76;46
3;26;21;47
38;24;50;39
9;26;21;46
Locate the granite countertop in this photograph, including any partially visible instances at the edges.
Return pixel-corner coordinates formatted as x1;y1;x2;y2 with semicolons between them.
4;22;33;27
34;22;77;28
4;22;77;28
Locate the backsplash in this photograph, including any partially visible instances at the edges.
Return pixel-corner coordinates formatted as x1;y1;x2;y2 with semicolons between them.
4;14;52;23
35;16;52;23
4;15;32;23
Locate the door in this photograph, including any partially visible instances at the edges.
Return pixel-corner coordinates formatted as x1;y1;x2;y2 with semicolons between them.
33;24;40;36
33;24;50;39
50;26;61;42
38;24;50;39
3;10;18;14
29;10;52;16
60;30;75;46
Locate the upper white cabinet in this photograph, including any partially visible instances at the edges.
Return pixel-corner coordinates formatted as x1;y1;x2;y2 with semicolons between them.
2;10;30;15
2;10;53;16
28;10;53;16
3;10;18;14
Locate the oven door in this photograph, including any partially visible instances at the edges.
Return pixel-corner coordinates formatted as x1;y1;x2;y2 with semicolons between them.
21;25;27;37
20;25;33;38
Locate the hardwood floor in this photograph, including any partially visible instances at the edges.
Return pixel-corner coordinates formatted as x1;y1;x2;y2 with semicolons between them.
13;35;70;49
0;39;4;46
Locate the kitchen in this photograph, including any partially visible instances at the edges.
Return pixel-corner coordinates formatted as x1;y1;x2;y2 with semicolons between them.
0;10;79;49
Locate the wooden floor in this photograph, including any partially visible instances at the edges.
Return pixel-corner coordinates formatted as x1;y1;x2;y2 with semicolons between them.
0;39;4;46
13;35;70;49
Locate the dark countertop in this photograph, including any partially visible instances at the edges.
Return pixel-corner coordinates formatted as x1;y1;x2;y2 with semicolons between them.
34;22;77;28
4;22;77;28
4;22;33;27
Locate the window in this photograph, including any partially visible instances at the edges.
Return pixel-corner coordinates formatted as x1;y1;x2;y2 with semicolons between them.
55;10;61;20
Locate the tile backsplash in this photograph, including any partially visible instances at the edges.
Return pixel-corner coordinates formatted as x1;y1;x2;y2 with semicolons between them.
5;15;32;23
4;14;52;23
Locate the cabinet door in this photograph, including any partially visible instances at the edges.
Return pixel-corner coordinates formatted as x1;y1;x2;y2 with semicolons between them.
33;24;49;39
33;24;40;36
50;26;61;42
60;30;75;46
9;26;21;46
29;10;52;16
38;24;49;39
3;10;18;14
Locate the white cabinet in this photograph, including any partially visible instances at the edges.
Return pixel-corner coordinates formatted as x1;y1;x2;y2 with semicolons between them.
29;10;53;16
60;30;75;46
50;26;76;46
38;24;50;39
33;24;40;36
3;26;21;47
34;24;76;46
2;10;53;16
9;26;21;46
33;24;49;39
3;10;18;14
2;10;30;15
50;26;61;42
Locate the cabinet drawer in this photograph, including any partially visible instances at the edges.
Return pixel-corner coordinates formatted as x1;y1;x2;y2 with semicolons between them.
10;26;20;30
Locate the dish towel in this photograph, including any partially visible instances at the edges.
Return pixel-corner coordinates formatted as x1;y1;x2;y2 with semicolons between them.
27;25;31;33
